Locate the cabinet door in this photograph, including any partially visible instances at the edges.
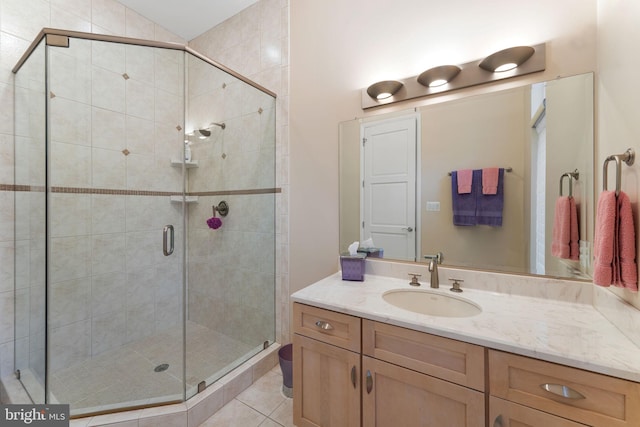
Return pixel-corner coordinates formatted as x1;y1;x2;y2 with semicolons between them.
293;334;360;427
362;356;485;427
490;396;587;426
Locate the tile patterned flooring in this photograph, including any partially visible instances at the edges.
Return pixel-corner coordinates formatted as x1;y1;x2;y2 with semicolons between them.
199;365;293;427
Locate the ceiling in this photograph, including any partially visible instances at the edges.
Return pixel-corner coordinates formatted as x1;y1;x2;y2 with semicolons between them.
118;0;259;41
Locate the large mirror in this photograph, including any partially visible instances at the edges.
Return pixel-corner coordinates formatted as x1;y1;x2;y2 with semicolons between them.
340;73;594;280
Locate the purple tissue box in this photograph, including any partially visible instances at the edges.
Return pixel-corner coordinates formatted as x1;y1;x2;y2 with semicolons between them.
340;253;366;281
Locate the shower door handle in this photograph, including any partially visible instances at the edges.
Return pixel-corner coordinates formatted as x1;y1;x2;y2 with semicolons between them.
163;225;174;256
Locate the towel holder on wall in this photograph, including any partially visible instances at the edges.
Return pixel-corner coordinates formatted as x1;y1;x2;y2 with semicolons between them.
447;167;513;176
603;148;635;196
559;169;579;197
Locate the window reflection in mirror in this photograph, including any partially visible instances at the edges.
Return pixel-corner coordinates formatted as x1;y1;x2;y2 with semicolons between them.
339;73;593;281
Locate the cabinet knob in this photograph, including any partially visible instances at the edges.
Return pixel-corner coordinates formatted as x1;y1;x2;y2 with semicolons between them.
366;370;373;394
314;320;333;331
540;383;585;399
493;414;503;427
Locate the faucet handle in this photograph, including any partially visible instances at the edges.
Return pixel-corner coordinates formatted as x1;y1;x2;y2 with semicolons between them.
408;273;421;286
449;278;464;293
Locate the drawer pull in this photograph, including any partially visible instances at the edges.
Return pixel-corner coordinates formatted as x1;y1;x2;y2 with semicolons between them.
366;370;373;394
540;383;586;399
351;366;357;388
315;320;334;331
492;415;503;427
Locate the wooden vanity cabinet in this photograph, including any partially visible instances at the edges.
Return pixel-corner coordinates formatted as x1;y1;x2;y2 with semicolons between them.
293;303;485;427
293;303;362;427
489;350;640;427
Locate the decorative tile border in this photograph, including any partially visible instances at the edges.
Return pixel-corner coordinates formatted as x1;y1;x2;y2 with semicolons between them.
0;184;281;196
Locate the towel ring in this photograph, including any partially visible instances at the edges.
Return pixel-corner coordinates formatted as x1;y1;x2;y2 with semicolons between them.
559;170;579;197
603;148;635;196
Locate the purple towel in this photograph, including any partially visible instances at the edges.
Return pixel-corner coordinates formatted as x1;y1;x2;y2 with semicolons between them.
451;171;477;226
476;168;504;226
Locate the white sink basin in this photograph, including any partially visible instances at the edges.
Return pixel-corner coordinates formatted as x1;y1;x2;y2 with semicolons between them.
382;289;482;317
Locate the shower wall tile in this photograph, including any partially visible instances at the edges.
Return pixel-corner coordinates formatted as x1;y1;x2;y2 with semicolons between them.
91;0;126;36
124;8;155;41
125;116;155;154
154;89;183;126
92;39;125;74
91;272;126;317
51;98;92;146
91;311;126;356
51;0;92;22
49;277;91;329
51;6;92;34
124;44;155;83
126;79;155;121
49;47;92;105
51;142;92;187
0;31;30;84
0;0;49;41
0;134;13;184
0;82;14;135
0;291;15;344
155;52;183;96
92;148;127;189
50;236;91;283
92;194;126;234
92;67;126;113
91;233;126;275
0;242;14;293
50;194;91;237
49;320;91;372
92;107;125;150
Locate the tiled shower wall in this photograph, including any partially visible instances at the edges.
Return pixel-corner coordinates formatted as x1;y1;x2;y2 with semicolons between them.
15;37;187;378
0;0;186;380
186;55;276;347
188;0;291;345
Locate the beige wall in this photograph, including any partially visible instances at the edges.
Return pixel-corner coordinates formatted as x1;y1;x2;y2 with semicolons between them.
597;1;640;308
290;0;597;296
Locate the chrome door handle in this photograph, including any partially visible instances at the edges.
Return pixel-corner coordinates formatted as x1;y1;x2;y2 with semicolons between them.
540;383;585;399
403;227;413;232
351;366;357;389
163;225;174;256
366;370;373;394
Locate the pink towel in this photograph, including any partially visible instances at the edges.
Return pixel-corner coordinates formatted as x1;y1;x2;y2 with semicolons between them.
551;197;571;259
457;169;473;194
618;192;638;290
569;197;579;260
594;190;638;291
482;167;499;195
593;191;616;286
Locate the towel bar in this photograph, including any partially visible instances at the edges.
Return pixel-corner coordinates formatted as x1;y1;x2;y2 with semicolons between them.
603;148;635;196
448;167;512;176
559;169;579;197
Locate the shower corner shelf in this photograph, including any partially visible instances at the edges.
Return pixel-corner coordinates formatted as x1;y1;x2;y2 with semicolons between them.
171;159;199;168
170;195;199;203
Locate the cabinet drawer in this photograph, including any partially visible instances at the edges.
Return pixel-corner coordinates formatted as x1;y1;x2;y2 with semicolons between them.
293;303;361;352
490;396;587;426
363;319;485;391
489;350;640;427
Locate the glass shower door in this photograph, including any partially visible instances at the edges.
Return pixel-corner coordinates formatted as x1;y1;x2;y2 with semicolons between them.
45;37;186;415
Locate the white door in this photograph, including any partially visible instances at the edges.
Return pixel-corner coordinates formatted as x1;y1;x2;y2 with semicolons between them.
362;116;417;261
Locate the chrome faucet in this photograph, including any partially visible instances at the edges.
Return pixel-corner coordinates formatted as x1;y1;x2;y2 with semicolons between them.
424;252;443;288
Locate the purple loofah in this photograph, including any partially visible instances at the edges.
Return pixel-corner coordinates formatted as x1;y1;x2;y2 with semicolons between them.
206;217;222;229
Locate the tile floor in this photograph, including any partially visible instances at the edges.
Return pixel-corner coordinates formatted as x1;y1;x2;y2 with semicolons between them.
199;365;293;427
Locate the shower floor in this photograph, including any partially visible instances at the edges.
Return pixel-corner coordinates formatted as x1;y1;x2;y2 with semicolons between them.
47;321;258;415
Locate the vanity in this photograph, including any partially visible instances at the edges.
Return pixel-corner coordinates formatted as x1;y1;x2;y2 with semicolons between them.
291;263;640;427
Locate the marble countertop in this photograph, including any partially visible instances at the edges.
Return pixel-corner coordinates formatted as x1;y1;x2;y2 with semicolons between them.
291;272;640;382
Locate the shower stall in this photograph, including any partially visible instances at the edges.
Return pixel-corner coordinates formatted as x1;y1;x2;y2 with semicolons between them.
12;29;276;416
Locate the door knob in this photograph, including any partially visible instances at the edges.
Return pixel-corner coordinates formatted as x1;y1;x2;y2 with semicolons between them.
403;227;414;232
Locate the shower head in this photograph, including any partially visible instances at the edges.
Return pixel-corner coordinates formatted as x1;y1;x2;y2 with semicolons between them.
210;122;226;130
197;128;211;139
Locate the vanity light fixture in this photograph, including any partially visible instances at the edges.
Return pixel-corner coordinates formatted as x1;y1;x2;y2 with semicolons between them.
478;46;536;73
362;43;545;109
366;80;404;100
417;65;461;88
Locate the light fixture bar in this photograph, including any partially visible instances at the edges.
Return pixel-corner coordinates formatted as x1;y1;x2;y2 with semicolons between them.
362;43;545;109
